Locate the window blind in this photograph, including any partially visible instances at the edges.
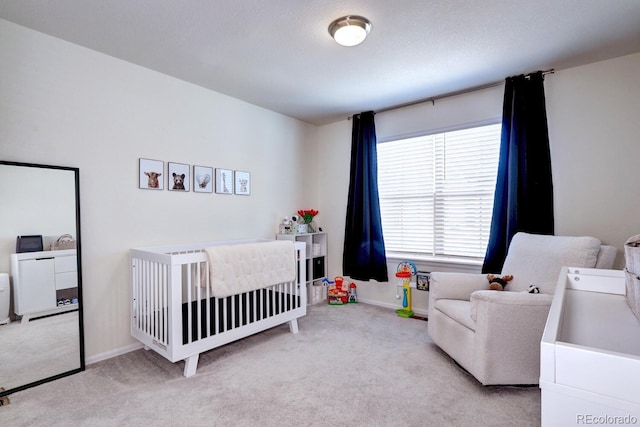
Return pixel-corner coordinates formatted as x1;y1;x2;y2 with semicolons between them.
377;123;501;261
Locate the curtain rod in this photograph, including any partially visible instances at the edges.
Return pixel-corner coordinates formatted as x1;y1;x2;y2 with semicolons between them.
348;69;554;120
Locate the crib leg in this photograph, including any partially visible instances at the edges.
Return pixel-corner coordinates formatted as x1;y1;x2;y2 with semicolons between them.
183;354;199;377
289;318;299;334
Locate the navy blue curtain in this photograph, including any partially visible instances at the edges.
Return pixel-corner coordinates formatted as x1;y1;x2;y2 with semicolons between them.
343;111;389;282
482;72;554;273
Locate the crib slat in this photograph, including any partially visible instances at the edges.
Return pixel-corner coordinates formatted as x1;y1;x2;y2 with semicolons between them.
154;262;159;342
143;260;149;335
142;260;148;333
191;263;202;340
132;259;139;332
252;290;257;323
187;264;193;344
139;260;144;334
285;282;290;310
293;282;297;308
169;263;182;351
205;262;211;338
233;296;237;329
150;261;155;339
223;297;228;333
132;259;138;331
241;294;245;326
160;263;166;344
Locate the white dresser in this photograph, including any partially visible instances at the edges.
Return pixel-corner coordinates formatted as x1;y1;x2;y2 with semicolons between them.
10;249;78;322
540;267;640;426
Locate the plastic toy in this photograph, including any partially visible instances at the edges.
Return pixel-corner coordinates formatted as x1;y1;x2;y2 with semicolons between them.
348;282;358;303
395;261;416;318
486;274;513;291
327;276;349;305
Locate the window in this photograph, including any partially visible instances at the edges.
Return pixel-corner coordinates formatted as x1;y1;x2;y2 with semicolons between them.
377;123;501;262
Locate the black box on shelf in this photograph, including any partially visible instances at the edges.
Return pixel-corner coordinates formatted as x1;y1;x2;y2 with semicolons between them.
16;235;43;253
312;257;325;280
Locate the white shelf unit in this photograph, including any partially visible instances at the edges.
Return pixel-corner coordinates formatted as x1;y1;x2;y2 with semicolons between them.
277;232;327;305
10;249;79;323
540;267;640;426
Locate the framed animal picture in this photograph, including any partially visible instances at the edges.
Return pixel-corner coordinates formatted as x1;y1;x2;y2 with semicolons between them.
193;165;213;193
139;158;164;190
416;271;431;291
234;170;251;195
168;162;190;192
215;168;233;194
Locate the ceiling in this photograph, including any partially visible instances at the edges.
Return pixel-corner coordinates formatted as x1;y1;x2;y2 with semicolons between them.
1;1;640;126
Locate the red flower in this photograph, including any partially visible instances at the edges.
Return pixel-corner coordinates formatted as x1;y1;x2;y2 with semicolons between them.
297;209;319;223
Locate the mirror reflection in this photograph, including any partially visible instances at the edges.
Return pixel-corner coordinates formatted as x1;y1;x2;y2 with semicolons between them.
0;161;83;396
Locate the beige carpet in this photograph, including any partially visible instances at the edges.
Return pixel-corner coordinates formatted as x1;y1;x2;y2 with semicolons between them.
0;303;540;426
0;311;81;390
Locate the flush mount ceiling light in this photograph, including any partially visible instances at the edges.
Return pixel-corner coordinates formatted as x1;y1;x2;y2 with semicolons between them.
328;15;372;47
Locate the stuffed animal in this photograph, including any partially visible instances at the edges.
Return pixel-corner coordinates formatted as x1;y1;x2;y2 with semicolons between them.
486;274;513;291
527;285;540;294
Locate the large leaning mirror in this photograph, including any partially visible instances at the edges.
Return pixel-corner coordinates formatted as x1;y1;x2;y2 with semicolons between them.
0;160;84;399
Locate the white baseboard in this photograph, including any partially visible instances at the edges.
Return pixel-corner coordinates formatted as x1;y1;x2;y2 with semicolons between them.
85;342;144;365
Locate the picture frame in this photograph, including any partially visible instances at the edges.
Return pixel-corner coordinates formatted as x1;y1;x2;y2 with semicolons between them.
139;158;164;190
193;165;213;193
234;170;251;196
215;168;233;194
416;271;431;291
168;162;190;192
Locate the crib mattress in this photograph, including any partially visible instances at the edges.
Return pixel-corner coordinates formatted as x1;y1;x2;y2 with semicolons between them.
181;289;301;344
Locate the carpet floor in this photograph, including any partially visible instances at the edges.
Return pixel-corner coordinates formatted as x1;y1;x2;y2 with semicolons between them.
0;311;80;390
0;303;540;426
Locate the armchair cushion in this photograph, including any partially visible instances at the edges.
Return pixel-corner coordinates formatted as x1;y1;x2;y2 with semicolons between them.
434;299;476;331
429;272;489;301
596;245;617;269
501;233;602;293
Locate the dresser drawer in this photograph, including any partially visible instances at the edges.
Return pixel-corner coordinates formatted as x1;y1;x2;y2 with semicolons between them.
55;255;77;273
55;271;78;290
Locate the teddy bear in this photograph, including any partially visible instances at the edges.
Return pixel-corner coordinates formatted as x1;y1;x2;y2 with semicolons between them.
486;274;513;291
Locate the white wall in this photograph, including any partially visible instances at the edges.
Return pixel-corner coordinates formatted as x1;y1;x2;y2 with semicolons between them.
0;19;318;360
317;52;640;314
546;52;640;256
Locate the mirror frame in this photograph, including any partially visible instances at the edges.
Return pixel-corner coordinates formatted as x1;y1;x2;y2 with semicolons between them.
0;160;85;398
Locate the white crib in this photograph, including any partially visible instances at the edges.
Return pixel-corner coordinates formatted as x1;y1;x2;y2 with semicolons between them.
130;239;306;377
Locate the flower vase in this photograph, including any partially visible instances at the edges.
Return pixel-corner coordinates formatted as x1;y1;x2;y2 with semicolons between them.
307;221;317;233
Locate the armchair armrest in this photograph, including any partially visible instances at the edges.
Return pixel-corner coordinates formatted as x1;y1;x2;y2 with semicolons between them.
430;272;491;301
470;290;553;322
470;290;554;384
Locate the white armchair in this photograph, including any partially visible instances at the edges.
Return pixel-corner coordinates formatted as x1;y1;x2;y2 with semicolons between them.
428;232;617;385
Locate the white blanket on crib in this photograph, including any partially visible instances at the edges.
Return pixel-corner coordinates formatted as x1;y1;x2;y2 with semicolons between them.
204;240;296;298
